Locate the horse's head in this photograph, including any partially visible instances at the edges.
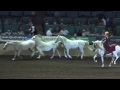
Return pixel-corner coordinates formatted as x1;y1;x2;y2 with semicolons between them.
55;35;60;43
3;41;10;50
92;40;104;51
55;35;67;43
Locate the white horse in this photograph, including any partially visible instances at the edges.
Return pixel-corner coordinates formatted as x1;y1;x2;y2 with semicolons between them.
55;35;90;59
31;35;62;59
92;40;120;67
3;40;36;60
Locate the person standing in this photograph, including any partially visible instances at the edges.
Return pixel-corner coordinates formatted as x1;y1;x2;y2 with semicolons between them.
28;23;37;35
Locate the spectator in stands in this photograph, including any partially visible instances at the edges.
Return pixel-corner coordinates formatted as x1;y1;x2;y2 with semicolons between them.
73;29;77;36
77;30;82;36
93;28;99;36
45;20;49;25
82;29;86;36
19;28;25;35
59;19;64;25
60;28;69;36
46;28;53;36
12;30;18;35
53;20;57;25
78;21;83;25
5;30;11;35
86;19;92;25
54;27;60;34
101;17;106;26
28;23;37;36
85;29;90;36
17;17;23;25
101;30;105;36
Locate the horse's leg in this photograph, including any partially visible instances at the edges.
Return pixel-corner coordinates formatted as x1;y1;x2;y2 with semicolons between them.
50;48;56;59
30;48;35;57
66;49;72;58
17;50;22;58
12;50;18;60
36;47;44;59
64;49;68;58
93;54;98;62
109;55;115;67
113;52;119;65
101;55;104;67
56;49;61;58
37;47;44;56
79;47;84;59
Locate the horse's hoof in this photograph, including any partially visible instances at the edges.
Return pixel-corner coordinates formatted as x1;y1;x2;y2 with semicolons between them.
101;65;104;67
114;61;116;65
109;65;111;67
69;57;72;59
94;60;97;62
50;57;53;59
65;56;68;58
37;57;40;59
12;58;15;60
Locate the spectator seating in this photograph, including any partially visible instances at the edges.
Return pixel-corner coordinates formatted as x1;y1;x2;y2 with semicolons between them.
91;25;106;34
113;18;120;26
23;11;36;16
104;11;115;18
61;25;75;35
3;24;19;32
57;11;66;17
115;26;120;36
89;18;98;25
74;25;91;33
79;11;91;17
20;24;30;31
44;17;54;24
116;12;120;18
91;11;104;17
11;11;23;16
22;17;30;24
66;11;78;17
0;24;2;30
0;11;9;16
58;17;73;24
73;17;87;24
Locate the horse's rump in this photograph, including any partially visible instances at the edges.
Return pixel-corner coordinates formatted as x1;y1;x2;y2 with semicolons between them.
106;44;117;53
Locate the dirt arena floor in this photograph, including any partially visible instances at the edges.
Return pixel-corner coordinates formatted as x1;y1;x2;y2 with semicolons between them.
0;55;120;79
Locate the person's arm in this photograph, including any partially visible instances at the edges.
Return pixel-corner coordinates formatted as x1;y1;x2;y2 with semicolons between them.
102;37;106;43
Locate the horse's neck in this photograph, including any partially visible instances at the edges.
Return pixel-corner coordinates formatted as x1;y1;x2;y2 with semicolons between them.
97;42;104;50
35;38;46;45
60;36;67;43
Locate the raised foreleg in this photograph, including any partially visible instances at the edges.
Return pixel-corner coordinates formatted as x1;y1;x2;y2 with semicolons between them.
93;54;98;62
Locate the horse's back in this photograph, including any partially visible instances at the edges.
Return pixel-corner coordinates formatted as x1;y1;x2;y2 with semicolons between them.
20;40;35;47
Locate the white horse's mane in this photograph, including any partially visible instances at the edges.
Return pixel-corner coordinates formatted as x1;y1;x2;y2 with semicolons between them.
94;40;104;50
58;35;67;43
